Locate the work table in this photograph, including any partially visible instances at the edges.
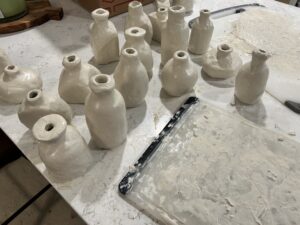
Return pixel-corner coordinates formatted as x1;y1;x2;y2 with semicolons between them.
1;0;300;224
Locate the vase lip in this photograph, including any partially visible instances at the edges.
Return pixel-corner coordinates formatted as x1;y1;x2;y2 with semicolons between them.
218;44;233;54
129;1;142;9
174;50;189;61
122;48;138;58
253;49;271;60
125;27;146;39
62;54;81;69
26;89;42;103
169;5;186;16
32;114;67;142
200;9;211;16
4;65;19;75
92;8;109;21
89;74;115;94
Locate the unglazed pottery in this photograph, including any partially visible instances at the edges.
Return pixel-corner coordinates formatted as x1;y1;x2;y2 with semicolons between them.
202;44;242;79
32;114;92;180
173;0;194;13
155;0;171;8
149;7;168;43
122;27;153;79
189;9;214;55
85;74;127;149
58;54;99;104
0;65;43;104
235;49;271;105
90;8;119;65
161;5;189;66
125;1;153;44
0;48;11;74
161;50;198;97
114;48;149;108
18;89;73;129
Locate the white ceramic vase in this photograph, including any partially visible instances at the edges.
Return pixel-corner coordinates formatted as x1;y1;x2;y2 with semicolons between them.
114;48;149;108
122;27;153;79
235;49;271;105
155;0;171;8
189;9;214;55
0;65;43;104
85;74;127;149
149;7;168;43
202;44;242;79
161;5;190;66
58;54;99;104
90;8;119;65
125;1;153;44
0;48;11;74
32;114;92;180
161;50;198;97
18;89;73;129
173;0;194;13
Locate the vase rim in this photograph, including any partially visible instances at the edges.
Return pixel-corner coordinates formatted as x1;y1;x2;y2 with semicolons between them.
174;50;188;60
169;5;186;14
125;27;146;39
89;74;115;93
63;54;81;68
4;65;19;74
92;8;109;21
122;48;138;57
218;44;233;53
32;114;67;142
26;89;42;102
129;1;142;9
200;9;210;15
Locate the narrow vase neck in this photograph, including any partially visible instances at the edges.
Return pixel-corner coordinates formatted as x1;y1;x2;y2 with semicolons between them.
125;27;146;44
173;51;189;67
128;1;144;17
26;89;44;106
157;7;168;21
198;9;211;25
92;8;109;24
89;74;115;95
217;44;232;61
168;6;186;25
63;55;82;71
250;50;270;71
3;65;20;82
120;48;139;64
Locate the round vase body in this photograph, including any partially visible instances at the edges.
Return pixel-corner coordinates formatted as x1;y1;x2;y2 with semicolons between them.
18;89;73;129
58;54;99;104
235;49;270;105
32;114;92;180
0;65;43;104
161;51;198;97
85;74;127;149
90;8;119;65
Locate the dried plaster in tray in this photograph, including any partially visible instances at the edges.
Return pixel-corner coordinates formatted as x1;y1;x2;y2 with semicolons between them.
123;102;300;225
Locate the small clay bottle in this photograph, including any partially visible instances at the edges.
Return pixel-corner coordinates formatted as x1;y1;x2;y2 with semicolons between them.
122;27;153;79
0;65;43;104
90;8;119;65
18;89;73;129
189;9;214;55
125;1;153;44
58;54;99;104
149;7;168;43
32;114;92;180
161;5;190;66
235;49;271;105
161;50;198;97
203;44;242;79
114;48;149;108
85;74;127;149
